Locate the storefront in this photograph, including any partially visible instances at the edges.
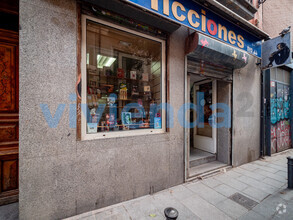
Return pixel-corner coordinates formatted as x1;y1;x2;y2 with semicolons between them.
19;0;269;219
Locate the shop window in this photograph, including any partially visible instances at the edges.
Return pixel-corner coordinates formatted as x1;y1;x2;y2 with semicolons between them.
81;16;166;139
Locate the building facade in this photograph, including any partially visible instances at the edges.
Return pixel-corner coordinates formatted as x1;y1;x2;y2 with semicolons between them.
0;0;292;219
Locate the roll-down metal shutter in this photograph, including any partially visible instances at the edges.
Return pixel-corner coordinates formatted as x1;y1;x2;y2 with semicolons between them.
187;58;233;81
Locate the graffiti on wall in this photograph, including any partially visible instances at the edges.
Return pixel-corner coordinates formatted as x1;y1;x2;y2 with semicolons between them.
270;81;291;153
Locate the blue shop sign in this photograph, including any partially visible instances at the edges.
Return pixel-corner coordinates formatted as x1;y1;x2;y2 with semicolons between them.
125;0;262;57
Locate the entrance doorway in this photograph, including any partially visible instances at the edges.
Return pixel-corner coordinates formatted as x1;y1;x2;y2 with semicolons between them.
185;58;232;178
192;80;217;154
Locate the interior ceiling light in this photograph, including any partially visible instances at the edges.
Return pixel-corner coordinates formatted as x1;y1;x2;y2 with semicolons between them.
97;54;116;68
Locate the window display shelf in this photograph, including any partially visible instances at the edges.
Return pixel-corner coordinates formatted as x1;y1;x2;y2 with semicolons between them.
99;74;142;82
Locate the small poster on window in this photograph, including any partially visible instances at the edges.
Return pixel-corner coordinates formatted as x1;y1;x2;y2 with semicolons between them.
154;117;161;129
117;68;124;78
142;73;149;82
130;71;137;79
87;123;97;133
122;112;132;125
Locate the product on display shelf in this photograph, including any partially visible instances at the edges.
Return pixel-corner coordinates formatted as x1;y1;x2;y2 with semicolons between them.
107;96;116;105
88;69;97;76
92;115;98;123
101;121;106;131
117;68;125;78
87;95;93;108
101;84;114;93
137;99;143;106
142;73;149;81
119;83;128;100
143;85;151;100
90;108;96;116
119;90;127;100
130;70;137;79
92;95;98;107
96;89;101;98
131;85;139;97
105;68;112;76
144;85;150;92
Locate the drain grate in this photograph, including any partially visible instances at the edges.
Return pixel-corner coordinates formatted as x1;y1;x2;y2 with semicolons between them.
229;193;258;210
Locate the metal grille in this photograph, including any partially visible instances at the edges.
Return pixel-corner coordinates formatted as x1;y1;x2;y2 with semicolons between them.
229;193;259;210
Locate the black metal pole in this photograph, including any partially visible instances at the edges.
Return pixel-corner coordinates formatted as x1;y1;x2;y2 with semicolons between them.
264;69;271;156
288;157;293;189
164;207;178;220
260;69;264;157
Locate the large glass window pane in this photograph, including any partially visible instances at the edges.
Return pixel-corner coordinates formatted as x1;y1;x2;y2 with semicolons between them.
86;20;163;134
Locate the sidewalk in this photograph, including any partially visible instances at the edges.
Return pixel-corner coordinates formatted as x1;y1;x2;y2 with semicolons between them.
65;150;293;220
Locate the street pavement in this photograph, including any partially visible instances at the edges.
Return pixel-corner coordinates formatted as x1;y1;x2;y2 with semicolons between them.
65;149;293;220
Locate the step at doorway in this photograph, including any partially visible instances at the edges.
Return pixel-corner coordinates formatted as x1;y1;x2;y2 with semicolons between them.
189;148;216;167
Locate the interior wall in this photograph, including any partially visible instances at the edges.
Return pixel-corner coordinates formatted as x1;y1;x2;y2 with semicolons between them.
232;56;261;166
217;81;232;164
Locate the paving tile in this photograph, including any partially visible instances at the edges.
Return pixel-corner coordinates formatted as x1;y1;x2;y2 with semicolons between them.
186;182;226;205
226;179;249;191
272;200;293;220
242;186;270;202
168;185;194;201
225;170;242;178
254;169;287;183
123;196;164;220
252;194;287;218
216;199;248;219
256;165;279;173
238;210;267;220
252;160;269;166
81;215;96;220
214;173;230;182
237;175;279;194
181;194;232;220
262;177;286;188
233;167;265;181
214;175;248;191
201;177;222;188
93;206;131;220
278;188;293;201
214;184;239;197
267;163;287;171
271;160;287;168
239;163;259;172
275;170;287;179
